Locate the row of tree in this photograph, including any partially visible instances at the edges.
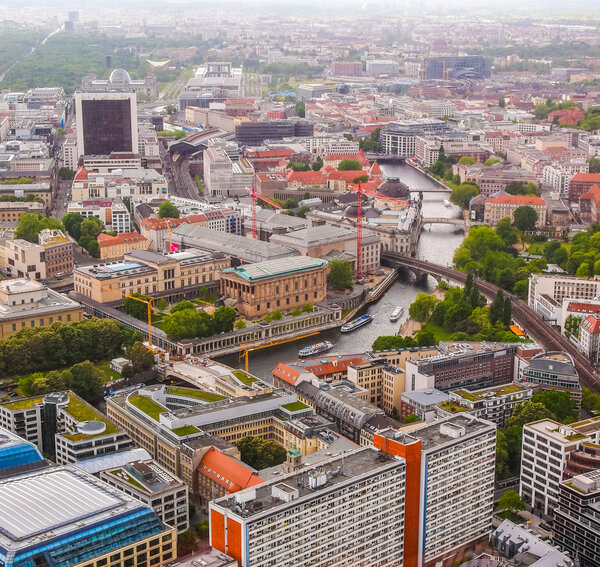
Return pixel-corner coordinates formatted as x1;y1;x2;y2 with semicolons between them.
542;224;600;276
371;331;435;351
14;213;63;243
63;212;104;257
0;318;141;378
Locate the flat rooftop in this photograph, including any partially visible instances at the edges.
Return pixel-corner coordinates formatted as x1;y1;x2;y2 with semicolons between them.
0;284;81;321
388;414;495;452
0;468;129;541
212;447;402;519
451;383;528;402
525;419;587;444
401;388;449;406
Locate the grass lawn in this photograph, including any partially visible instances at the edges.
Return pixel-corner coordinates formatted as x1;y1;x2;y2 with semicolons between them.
282;401;309;412
526;242;545;255
167;386;225;402
232;369;257;386
172;425;201;437
129;394;167;421
193;294;218;305
420;322;454;342
95;361;121;384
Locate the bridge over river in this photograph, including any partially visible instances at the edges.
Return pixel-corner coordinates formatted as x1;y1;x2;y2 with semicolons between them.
381;251;600;392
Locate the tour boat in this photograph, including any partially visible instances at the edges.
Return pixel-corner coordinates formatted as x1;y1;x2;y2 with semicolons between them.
298;341;334;358
341;314;374;333
389;306;404;322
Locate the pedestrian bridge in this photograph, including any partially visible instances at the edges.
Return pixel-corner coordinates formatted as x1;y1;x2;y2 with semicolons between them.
422;217;467;227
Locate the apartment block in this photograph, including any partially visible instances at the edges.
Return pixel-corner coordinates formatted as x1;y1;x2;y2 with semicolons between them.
400;388;449;422
99;459;189;532
483;195;547;228
520;417;600;517
404;342;517;393
346;359;405;414
553;470;600;567
374;414;497;567
449;383;533;426
97;231;148;259
520;351;581;402
210;447;407;567
0;391;132;463
529;273;600;312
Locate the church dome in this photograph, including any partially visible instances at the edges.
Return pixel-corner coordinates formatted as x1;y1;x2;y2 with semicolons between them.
109;68;132;83
377;177;410;200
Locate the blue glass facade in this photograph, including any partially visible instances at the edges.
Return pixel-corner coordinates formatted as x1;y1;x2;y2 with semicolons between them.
0;508;165;567
0;444;43;472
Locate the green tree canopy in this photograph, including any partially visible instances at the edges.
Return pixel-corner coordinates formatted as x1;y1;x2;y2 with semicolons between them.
408;292;439;322
287;161;310;171
587;156;600;174
338;159;363;171
235;436;287;469
532;389;578;423
15;213;63;243
496;217;518;247
295;101;306;118
513;206;539;231
458;156;476;165
327;259;353;289
449;183;479;209
62;212;84;241
498;489;526;515
158;200;180;219
505;400;556;428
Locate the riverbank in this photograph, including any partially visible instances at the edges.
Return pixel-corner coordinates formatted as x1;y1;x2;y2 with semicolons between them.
397;288;446;337
406;162;451;191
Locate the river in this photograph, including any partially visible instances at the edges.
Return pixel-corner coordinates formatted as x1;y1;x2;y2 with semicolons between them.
217;163;466;381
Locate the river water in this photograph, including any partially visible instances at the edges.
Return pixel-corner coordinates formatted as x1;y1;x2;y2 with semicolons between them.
218;164;465;380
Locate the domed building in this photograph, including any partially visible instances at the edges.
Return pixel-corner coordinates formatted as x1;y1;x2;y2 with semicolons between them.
376;177;410;200
80;68;158;99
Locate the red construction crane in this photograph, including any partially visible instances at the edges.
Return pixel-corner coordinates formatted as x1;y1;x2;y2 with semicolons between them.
249;184;282;239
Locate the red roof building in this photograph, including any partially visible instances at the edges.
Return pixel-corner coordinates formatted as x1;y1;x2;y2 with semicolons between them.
569;173;600;203
97;231;148;259
579;184;600;222
273;357;369;388
580;314;600;364
197;447;263;503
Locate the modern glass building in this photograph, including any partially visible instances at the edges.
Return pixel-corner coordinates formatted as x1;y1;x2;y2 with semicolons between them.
0;467;177;567
0;426;46;479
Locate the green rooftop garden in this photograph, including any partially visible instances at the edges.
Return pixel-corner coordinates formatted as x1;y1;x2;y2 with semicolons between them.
232;369;258;386
564;480;587;494
110;469;147;492
439;401;468;413
281;401;309;412
129;394;168;421
167;387;225;402
3;396;44;411
172;425;201;437
61;393;118;440
566;433;587;442
453;383;524;402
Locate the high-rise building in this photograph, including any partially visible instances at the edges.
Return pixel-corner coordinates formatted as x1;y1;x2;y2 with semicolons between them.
209;447;407;567
75;92;138;157
374;414;496;567
553;470;600;567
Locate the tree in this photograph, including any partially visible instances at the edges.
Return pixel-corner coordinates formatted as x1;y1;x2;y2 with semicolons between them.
124;293;152;321
587;156;600;174
234;318;246;329
552;246;569;268
502;297;512;327
505;400;556;428
534;103;551;120
409;292;439;322
311;156;323;171
402;414;420;424
484;158;501;166
213;306;237;333
171;301;196;313
236;436;287;469
489;290;505;326
513;206;538;231
458;156;476;165
576;262;590;277
327;260;353;289
295;101;305;118
68;361;105;402
498;490;525;517
58;167;74;180
499;268;516;292
178;530;198;555
415;330;435;346
496;217;518;247
158;200;179;219
15;213;63;243
514;279;529;299
338;159;363;171
80;216;103;238
543;240;561;260
582;387;600;413
163;309;201;340
128;341;155;373
287;161;310;172
450;183;479;208
156;298;169;311
532;390;578;423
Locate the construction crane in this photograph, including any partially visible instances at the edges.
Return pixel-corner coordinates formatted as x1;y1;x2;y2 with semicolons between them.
248;184;282;240
99;284;155;348
238;332;319;372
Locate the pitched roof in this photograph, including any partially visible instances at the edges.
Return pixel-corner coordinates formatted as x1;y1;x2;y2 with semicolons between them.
571;173;600;183
582;314;600;334
198;447;263;493
74;167;90;181
580;184;600;206
97;232;147;248
141;214;207;231
273;357;369;385
369;161;382;175
285;170;325;184
326;170;368;181
566;302;600;314
486;195;545;206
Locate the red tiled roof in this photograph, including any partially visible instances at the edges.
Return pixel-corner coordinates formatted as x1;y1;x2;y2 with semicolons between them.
582;314;600;334
97;232;147;248
486;195;545;206
141;214;207;231
273;358;368;385
74;167;90;181
566;302;600;314
580;184;600;206
285;170;325;184
571;173;600;183
369;161;382;175
198;447;263;493
327;170;369;181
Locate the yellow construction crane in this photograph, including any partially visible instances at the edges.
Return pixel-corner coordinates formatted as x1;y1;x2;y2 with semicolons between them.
238;332;320;372
99;284;155;348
